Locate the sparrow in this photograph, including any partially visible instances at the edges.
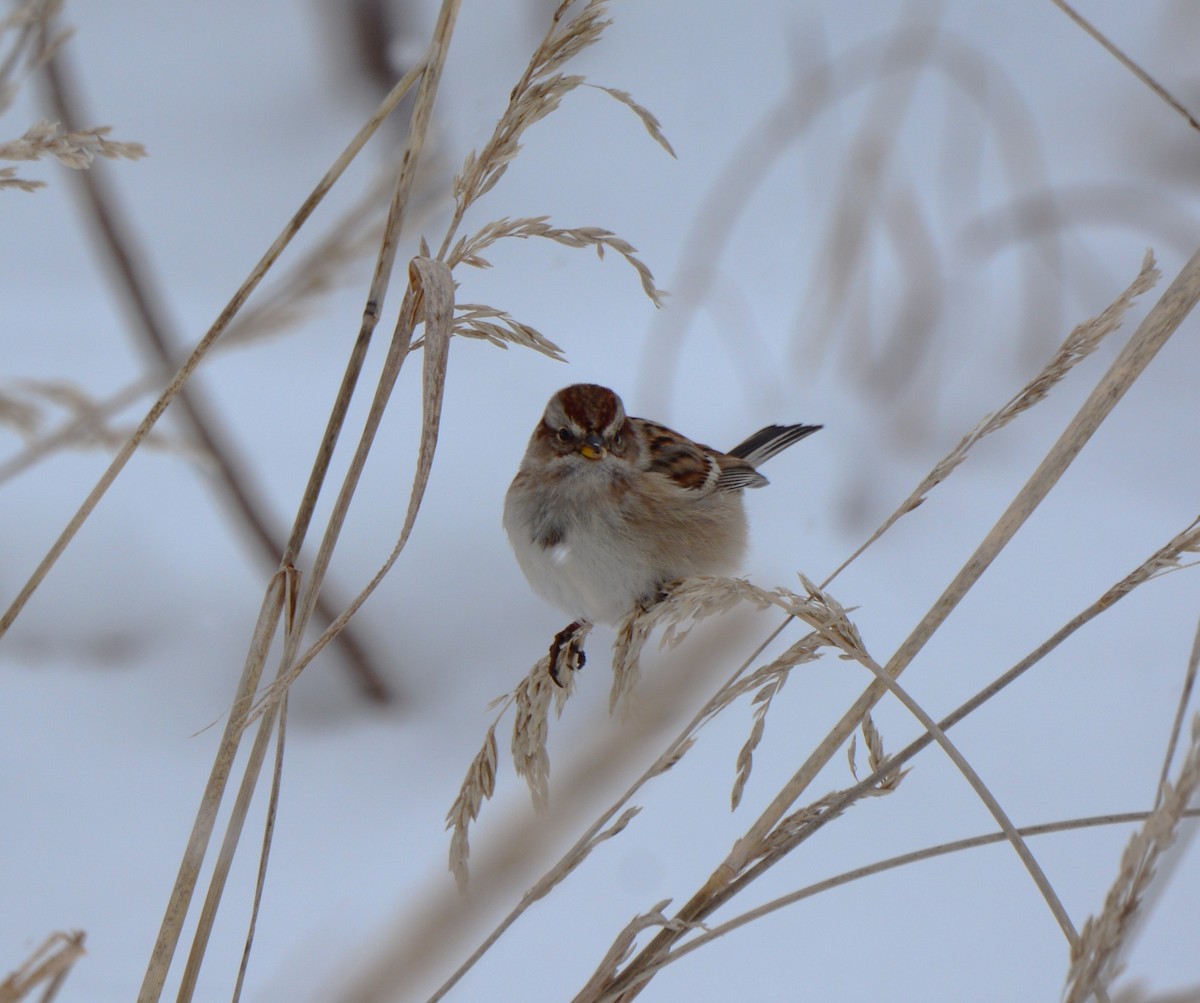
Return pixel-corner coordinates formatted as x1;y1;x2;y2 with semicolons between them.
503;384;820;669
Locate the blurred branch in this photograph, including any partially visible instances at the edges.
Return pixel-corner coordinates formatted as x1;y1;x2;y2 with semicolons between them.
36;38;393;703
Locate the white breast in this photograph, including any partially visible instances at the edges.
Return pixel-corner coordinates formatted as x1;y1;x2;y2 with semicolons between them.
503;461;661;625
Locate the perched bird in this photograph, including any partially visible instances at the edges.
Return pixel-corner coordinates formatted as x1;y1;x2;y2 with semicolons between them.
503;384;821;665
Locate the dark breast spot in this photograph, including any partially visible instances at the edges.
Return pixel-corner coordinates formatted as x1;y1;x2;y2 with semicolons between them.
537;524;565;548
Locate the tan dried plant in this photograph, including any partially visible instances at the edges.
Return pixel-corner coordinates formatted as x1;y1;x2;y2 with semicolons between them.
9;1;1200;1000
0;930;85;1003
421;238;1200;1003
1;0;143;191
0;1;680;999
1065;718;1200;1003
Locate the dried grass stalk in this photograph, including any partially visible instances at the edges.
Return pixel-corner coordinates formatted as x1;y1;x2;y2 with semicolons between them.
848;713;907;793
746;244;1200;879
1064;718;1200;1003
617;808;1200;1000
0;119;143;190
512;659;555;813
730;633;825;810
611;577;778;714
0;931;85;1003
0;379;178;453
445;724;499;892
1049;0;1200;134
574;900;692;1003
451;302;565;360
825;251;1160;585
448;216;665;307
136;571;288;1003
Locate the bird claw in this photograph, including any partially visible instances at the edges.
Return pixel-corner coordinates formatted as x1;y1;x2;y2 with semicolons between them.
549;621;588;686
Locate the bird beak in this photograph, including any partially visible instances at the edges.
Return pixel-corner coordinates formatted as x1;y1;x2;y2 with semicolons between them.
580;434;607;460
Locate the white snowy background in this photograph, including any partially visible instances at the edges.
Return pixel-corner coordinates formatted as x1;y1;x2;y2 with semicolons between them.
3;1;1199;1001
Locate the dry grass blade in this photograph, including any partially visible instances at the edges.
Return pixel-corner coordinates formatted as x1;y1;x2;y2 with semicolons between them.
0;931;85;1003
753;243;1200;865
603;808;1200;1002
611;577;778;714
753;512;1200;878
0;52;428;640
782;579;1077;946
574;900;681;1003
119;30;442;998
823;251;1160;586
445;724;499;892
1065;718;1200;1003
512;660;554;813
1050;0;1200;134
587;84;675;157
1157;616;1200;803
246;255;457;723
449;216;665;307
175;704;280;1001
230;692;287;1003
730;633;824;810
175;568;298;1003
451;302;565;360
136;572;286;1003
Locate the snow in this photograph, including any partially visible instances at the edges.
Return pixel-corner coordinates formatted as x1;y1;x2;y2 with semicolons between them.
2;1;1199;1001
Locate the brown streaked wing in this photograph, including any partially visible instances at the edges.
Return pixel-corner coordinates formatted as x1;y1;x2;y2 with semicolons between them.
639;420;721;493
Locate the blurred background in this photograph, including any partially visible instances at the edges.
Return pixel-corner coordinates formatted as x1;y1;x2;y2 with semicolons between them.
2;1;1199;1000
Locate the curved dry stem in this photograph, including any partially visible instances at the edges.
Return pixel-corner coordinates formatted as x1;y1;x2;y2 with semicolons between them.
593;248;1200;1003
791;585;1079;947
592;807;1200;1003
821;251;1159;587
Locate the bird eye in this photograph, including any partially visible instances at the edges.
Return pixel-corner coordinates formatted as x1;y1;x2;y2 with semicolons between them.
613;433;623;447
557;427;573;443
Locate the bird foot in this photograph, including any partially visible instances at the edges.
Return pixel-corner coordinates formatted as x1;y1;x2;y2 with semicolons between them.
549;620;590;686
